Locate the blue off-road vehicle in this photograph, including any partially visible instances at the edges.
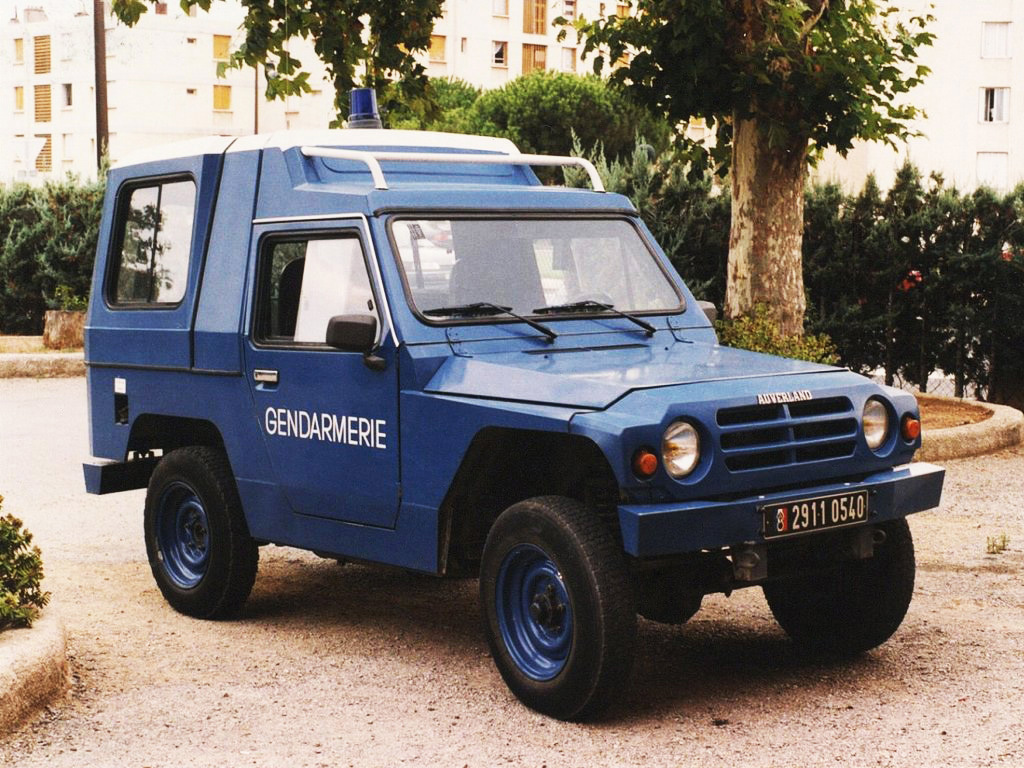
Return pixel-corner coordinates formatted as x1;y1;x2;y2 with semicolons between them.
84;92;944;720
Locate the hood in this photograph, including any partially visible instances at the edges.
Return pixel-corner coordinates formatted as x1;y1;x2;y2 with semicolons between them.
424;339;841;409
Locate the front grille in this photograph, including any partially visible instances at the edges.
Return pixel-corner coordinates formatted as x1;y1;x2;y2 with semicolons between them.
717;396;857;472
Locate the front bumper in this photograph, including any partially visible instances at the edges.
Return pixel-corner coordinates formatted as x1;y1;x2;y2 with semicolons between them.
618;462;945;558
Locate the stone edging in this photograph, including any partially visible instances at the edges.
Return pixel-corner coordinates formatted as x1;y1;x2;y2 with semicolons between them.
0;607;69;734
0;353;85;379
917;398;1024;462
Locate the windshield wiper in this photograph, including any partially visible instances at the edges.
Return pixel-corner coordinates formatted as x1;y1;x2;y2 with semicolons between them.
532;300;656;337
423;302;557;342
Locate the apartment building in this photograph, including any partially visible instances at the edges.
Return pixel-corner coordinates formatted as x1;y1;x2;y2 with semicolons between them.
423;0;621;88
818;0;1024;192
1;1;623;183
1;1;335;182
7;2;1011;192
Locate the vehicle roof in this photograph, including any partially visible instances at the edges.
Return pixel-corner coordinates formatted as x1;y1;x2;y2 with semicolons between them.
109;129;637;216
111;129;520;169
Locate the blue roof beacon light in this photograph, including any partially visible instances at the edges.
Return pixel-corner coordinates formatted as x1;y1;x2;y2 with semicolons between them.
348;87;383;129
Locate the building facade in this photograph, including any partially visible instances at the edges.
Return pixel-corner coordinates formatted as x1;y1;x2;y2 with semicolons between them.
1;1;336;182
6;2;1014;192
1;0;620;184
817;0;1024;192
422;0;618;88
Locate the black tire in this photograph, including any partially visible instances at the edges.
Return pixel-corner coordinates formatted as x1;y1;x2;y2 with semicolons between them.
762;519;915;655
144;446;258;619
479;496;636;721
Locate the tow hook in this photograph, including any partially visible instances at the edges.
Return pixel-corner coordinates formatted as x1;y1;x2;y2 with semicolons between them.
731;543;768;582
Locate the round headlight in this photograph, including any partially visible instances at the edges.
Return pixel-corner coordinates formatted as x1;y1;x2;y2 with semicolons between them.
863;399;890;451
662;421;701;478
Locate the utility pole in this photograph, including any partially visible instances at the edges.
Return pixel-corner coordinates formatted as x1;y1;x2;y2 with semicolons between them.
93;0;109;170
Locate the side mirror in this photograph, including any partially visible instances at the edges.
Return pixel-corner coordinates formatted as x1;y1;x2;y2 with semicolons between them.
697;300;718;325
325;315;377;352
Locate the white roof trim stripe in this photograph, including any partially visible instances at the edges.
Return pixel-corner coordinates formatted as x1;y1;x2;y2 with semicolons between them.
111;136;238;169
110;129;522;170
229;129;520;154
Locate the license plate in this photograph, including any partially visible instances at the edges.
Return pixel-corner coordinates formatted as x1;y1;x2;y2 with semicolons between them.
761;490;869;540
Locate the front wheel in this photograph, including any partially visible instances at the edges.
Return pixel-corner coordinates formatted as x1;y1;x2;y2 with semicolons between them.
762;519;915;655
480;496;636;721
144;446;258;619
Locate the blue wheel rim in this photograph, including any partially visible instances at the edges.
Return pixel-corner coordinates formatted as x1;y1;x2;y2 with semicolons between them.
495;544;573;681
156;481;211;589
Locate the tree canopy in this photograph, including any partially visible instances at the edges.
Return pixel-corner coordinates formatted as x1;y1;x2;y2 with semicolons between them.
111;0;444;122
572;0;934;170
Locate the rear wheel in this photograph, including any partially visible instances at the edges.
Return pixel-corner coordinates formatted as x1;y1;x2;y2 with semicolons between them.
480;496;636;721
762;519;915;655
144;447;258;619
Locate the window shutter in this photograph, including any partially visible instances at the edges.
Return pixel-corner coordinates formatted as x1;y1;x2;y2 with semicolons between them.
34;35;51;74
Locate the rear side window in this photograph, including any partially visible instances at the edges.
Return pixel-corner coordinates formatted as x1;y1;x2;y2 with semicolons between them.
110;178;196;306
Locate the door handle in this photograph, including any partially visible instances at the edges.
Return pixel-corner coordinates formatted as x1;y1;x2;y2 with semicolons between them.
253;369;279;385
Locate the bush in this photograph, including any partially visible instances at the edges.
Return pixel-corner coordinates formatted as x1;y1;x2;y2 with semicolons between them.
0;177;103;334
717;304;839;365
0;496;50;630
468;70;671;161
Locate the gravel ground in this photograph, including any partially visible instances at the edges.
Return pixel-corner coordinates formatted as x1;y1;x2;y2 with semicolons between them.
1;377;1022;767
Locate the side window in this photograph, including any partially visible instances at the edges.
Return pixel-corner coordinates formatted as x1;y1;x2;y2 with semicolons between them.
256;235;376;345
112;179;196;305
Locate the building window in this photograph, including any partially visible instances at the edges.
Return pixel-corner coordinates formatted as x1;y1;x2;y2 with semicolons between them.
155;2;168;14
977;152;1009;189
524;0;546;34
213;85;231;111
493;0;509;16
982;22;1011;59
186;37;197;44
562;47;576;71
14;38;24;64
14;86;24;112
211;86;230;111
34;84;52;123
493;41;508;66
62;84;73;108
186;88;197;95
429;34;446;62
213;34;231;61
523;43;547;73
34;35;51;74
35;134;52;172
616;3;630;17
562;0;576;21
980;87;1010;122
460;37;467;54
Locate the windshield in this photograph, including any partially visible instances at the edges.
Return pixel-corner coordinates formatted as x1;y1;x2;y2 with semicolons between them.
390;218;682;319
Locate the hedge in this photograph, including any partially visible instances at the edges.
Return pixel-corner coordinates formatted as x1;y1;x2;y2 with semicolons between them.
567;145;1024;408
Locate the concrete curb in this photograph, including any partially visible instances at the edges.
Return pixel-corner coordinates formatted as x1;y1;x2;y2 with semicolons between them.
0;607;69;735
0;352;85;378
917;398;1024;462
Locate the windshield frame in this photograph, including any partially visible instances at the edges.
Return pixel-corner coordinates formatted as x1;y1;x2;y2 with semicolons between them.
384;212;686;328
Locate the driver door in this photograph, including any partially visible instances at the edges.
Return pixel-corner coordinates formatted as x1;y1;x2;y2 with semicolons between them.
244;221;400;528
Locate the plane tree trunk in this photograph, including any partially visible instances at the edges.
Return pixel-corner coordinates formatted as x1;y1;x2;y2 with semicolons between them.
726;112;808;338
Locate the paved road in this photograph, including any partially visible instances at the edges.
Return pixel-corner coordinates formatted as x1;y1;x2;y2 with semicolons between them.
1;378;1023;767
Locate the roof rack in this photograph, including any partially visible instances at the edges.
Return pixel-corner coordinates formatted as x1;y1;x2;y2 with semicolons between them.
299;146;606;193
